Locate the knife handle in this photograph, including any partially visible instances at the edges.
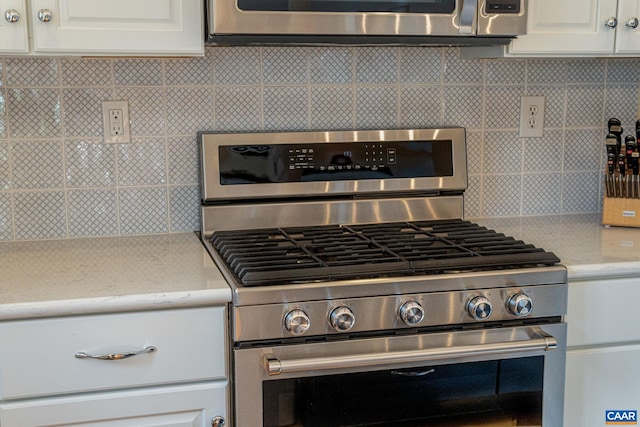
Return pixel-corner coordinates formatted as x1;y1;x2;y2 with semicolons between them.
606;134;619;158
607;152;617;175
609;118;622;135
618;152;626;176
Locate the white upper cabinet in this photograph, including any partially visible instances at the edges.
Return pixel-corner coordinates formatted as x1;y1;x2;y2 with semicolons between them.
0;0;29;53
1;0;204;56
463;0;640;56
616;0;640;53
509;0;618;55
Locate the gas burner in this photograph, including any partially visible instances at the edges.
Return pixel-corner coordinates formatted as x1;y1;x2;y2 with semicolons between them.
210;219;560;286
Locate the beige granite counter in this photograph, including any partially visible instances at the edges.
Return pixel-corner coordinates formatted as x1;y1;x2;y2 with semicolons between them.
472;213;640;281
0;233;231;320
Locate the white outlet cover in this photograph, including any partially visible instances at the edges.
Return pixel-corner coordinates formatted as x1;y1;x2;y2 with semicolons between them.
102;100;131;143
519;96;545;138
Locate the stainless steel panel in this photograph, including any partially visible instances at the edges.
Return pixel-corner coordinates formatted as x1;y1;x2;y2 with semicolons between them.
232;282;568;342
233;322;567;427
201;195;464;237
477;0;527;35
209;1;473;37
200;128;468;202
207;0;526;39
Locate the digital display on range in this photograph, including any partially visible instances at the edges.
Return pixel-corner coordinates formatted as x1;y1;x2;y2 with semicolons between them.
218;140;454;185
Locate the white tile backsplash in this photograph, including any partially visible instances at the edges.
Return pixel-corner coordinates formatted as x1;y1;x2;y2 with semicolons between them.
399;47;442;84
67;188;118;237
214;86;262;131
0;47;638;241
355;85;398;129
0;89;6;139
310;86;354;129
116;138;167;186
310;47;354;85
356;47;398;84
263;47;309;85
399;85;443;129
12;140;64;189
62;88;113;138
8;88;62;139
263;86;308;130
118;186;168;235
65;139;116;188
521;173;563;216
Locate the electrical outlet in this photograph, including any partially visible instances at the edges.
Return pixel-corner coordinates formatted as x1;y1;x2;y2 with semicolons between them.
102;100;131;143
519;96;545;138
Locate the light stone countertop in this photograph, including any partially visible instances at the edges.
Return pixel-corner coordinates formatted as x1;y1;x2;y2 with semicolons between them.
1;215;638;321
0;233;231;321
471;213;640;281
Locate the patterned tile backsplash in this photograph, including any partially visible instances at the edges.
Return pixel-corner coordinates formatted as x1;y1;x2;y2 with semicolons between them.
0;47;639;241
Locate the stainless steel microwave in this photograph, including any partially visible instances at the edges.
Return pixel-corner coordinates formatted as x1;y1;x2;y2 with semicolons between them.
205;0;528;46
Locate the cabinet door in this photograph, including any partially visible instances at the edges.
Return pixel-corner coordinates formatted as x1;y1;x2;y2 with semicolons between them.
564;345;640;427
29;0;203;56
616;0;640;53
508;0;617;55
566;277;640;347
0;382;227;427
0;0;28;53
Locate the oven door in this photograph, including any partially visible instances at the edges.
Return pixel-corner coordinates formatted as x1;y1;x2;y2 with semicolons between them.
233;323;566;427
209;0;475;37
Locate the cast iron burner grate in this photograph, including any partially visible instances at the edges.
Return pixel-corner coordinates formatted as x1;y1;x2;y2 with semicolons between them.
210;219;560;286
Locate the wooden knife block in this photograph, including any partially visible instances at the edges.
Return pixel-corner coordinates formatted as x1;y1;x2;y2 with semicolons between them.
602;196;640;228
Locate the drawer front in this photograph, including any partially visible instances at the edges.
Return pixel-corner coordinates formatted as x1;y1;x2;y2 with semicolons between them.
0;307;226;399
0;381;227;427
567;278;640;347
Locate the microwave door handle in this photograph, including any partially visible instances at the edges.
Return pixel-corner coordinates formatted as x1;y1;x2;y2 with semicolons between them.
263;329;557;376
459;0;478;34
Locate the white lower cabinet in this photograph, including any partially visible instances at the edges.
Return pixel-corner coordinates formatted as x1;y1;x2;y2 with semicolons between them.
0;306;228;427
565;345;640;427
564;277;640;427
0;382;227;427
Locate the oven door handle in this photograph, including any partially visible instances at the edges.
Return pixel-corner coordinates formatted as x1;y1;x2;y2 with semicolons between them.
263;329;557;376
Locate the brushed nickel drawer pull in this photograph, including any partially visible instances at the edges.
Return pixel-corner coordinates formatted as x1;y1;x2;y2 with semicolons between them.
75;346;157;360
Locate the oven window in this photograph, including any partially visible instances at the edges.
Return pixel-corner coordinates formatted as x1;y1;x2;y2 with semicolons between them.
237;0;456;13
263;356;543;427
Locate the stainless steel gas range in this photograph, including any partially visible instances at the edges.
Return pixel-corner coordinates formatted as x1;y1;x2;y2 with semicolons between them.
199;128;567;427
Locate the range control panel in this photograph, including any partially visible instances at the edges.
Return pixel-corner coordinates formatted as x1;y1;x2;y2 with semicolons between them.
288;144;397;172
218;140;454;185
